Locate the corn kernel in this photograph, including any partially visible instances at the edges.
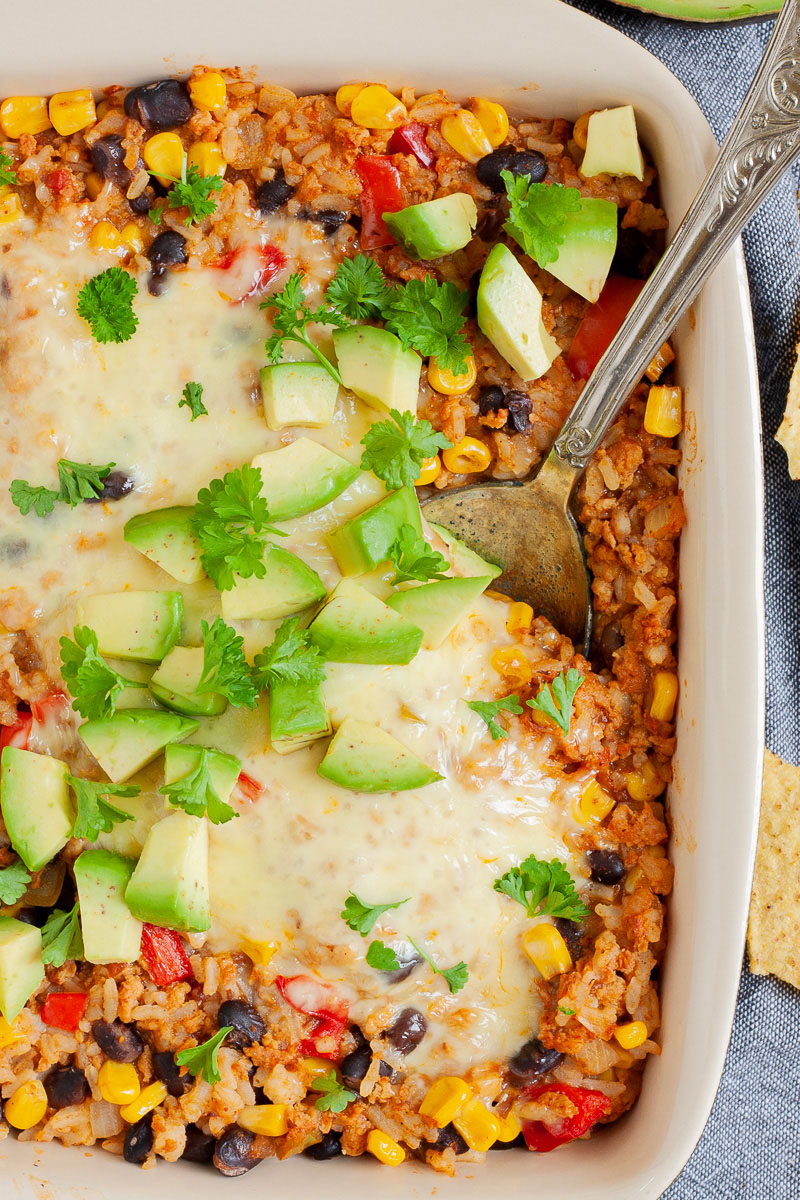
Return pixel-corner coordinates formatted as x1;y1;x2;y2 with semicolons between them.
0;191;23;225
120;1080;167;1124
415;455;442;486
119;222;144;255
143;131;184;183
614;1045;636;1067
644;385;682;438
188;141;226;178
335;82;365;116
453;1097;501;1152
441;110;493;163
624;865;644;895
5;1079;47;1130
89;219;122;251
470;98;509;149
506;601;533;637
614;1020;648;1050
419;1076;472;1127
428;355;477;396
650;671;678;722
491;646;532;686
522;922;572;981
95;99;110;121
645;341;675;383
350;85;407;131
573;777;615;825
237;1103;289;1136
366;1128;406;1165
98;1061;140;1106
625;758;664;802
572;111;594;151
49;90;96;137
300;1056;336;1081
85;171;104;200
442;436;492;475
242;938;279;966
0;1015;25;1050
0;96;51;139
189;72;227;113
495;1110;522;1142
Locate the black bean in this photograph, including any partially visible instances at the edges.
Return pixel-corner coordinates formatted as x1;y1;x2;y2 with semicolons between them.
587;849;626;886
217;999;265;1049
123;1115;154;1165
434;1123;468;1155
348;1024;369;1051
612;225;650;281
507;1037;564;1085
44;1066;90;1110
300;208;348;235
476;146;547;192
147;230;188;295
152;1050;192;1097
182;1123;216;1163
383;1007;427;1056
90;135;132;190
598;621;624;668
83;469;135;504
124;80;193;131
128;189;155;216
554;916;584;959
340;1045;394;1091
489;1132;526;1150
504;390;532;434
93;1019;144;1063
0;538;28;563
304;1130;343;1161
213;1127;263;1177
256;169;295;216
15;907;47;927
381;945;424;984
477;385;506;415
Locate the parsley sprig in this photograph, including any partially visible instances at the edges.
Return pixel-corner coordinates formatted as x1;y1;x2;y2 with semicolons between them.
382;277;471;375
69;776;138;840
360;409;451;491
310;1069;357;1113
77;267;139;344
262;272;349;385
388;526;449;585
10;459;116;518
407;936;468;994
156;155;224;227
526;668;585;734
180;381;207;420
198;618;259;709
341;892;409;937
0;860;31;905
251;616;325;690
466;693;524;740
175;1026;233;1085
41;903;83;968
60;626;147;720
502;172;583;268
192;465;285;591
160;748;238;825
324;254;390;321
0;150;18;186
493;854;589;923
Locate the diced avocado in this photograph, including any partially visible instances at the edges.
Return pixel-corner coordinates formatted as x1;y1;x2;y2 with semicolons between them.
317;717;441;793
0;917;43;1022
269;680;331;754
387;576;493;649
149;646;227;718
544;197;617;304
76;591;183;663
477;243;561;382
309;578;423;664
0;748;73;873
428;522;502;580
164;743;241;805
220;544;326;621
333;326;421;416
383;193;478;260
123;506;205;584
580;105;645;182
74;850;142;965
327;487;422;576
125;811;210;933
260;363;339;431
251;438;360;522
80;708;199;783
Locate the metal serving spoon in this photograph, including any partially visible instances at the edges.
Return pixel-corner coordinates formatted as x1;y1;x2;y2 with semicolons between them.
424;0;800;653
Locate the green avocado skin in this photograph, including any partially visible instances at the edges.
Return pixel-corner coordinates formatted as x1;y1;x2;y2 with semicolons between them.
611;0;779;19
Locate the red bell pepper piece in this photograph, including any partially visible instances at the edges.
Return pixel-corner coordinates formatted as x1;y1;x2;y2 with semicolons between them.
355;156;404;249
1;693;69;752
298;1014;347;1060
41;992;88;1032
235;771;264;804
566;276;645;381
276;974;348;1059
521;1082;611;1152
140;924;194;987
1;710;33;750
387;123;435;169
212;243;286;303
44;168;72;194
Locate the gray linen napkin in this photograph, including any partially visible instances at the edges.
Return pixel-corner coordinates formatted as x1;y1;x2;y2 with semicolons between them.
561;3;800;1195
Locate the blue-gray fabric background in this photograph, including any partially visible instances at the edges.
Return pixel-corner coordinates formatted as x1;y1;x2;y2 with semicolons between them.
562;2;800;1195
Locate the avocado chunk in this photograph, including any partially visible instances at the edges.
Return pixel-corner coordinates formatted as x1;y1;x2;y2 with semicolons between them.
251;438;360;522
74;849;142;965
260;363;339;431
327;487;422;576
149;646;227;718
0;748;73;872
388;576;493;649
125;811;210;933
309;578;423;664
317;717;442;793
383;193;478;260
76;591;183;663
580;105;645;182
80;708;199;783
123;506;205;584
0;917;43;1022
333;326;421;416
220;544;326;621
163;743;241;806
428;522;502;580
269;680;331;754
477;243;561;381
544;197;618;304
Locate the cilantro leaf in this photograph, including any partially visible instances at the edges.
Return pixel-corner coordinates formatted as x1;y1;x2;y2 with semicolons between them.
176;1026;232;1084
68;776;139;840
493;854;589;923
59;626;147;720
408;936;468;994
502;172;583;268
381;277;471;375
558;1005;576;1016
149;205;164;226
365;940;401;971
0;860;31;905
261;272;347;385
161;157;224;226
388;525;449;585
325;254;390;321
310;1069;357;1113
526;668;585;734
179;381;207;420
41;903;83;968
197;618;259;710
340;892;409;937
466;693;523;740
251;616;325;691
9;480;59;518
56;459;114;506
0;150;18;186
192;465;285;591
360;408;451;491
77;267;139;344
160;748;238;825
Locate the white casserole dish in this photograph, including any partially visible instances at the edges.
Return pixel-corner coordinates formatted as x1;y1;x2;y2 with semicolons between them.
1;0;765;1195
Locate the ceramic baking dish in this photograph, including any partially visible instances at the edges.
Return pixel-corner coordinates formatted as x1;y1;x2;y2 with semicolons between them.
1;0;765;1194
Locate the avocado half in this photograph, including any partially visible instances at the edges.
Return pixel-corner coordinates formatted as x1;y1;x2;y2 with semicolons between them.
611;0;780;19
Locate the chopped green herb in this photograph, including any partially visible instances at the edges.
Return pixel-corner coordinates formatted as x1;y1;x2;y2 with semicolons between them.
262;272;348;385
388;525;449;585
68;776;139;841
41;904;83;968
175;1026;233;1084
502;172;583;268
0;860;31;906
365;940;401;971
77;267;139;344
360;408;451;491
558;1005;576;1016
160;156;224;226
381;276;472;375
324;254;390;322
493;854;589;923
148;205;164;226
310;1069;357;1113
9;481;59;518
10;459;115;517
466;693;524;741
251;616;325;691
192;464;285;591
0;150;18;186
526;668;585;734
179;381;207;420
341;893;410;938
408;936;468;994
160;748;238;825
197;617;259;710
59;626;147;720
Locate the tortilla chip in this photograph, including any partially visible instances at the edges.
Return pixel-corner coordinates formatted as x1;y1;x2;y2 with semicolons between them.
776;343;800;480
748;750;800;987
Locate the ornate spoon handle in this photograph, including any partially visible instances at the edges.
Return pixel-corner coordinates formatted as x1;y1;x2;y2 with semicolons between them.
553;0;800;470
